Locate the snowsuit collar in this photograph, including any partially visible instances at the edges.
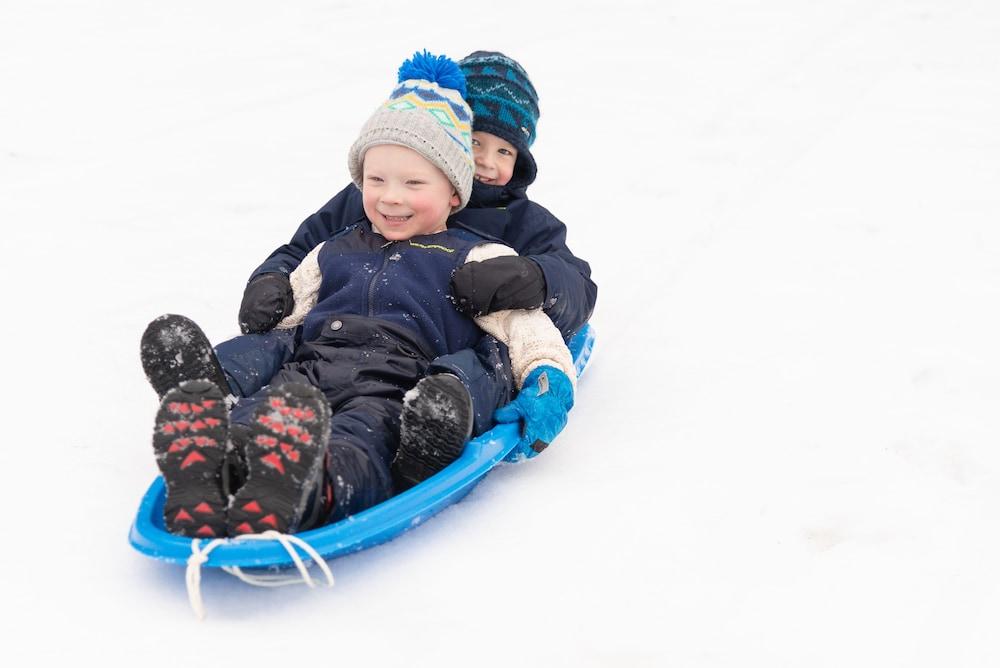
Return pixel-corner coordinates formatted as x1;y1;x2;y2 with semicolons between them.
469;178;529;209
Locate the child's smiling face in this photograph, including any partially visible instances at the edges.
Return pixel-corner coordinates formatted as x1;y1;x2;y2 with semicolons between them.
361;144;460;241
472;132;518;186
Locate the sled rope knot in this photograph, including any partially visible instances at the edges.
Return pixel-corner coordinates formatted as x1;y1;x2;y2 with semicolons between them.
185;530;335;619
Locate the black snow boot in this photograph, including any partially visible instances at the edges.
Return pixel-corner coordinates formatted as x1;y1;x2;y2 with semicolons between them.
153;380;230;538
227;383;331;536
392;374;473;491
141;314;231;401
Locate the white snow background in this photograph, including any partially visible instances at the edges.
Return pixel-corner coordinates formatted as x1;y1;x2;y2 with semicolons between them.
3;1;999;665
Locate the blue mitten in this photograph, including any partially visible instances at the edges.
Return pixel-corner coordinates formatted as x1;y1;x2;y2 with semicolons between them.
494;365;575;462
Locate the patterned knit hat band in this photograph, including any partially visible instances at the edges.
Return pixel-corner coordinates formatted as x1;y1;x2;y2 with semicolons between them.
385;79;473;158
348;53;475;210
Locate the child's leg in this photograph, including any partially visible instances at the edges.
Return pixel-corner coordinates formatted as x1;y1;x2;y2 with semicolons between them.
141;314;296;400
426;335;514;436
152;380;229;537
226;389;403;530
324;395;404;521
226;383;331;535
214;328;298;398
393;374;473;490
392;335;514;489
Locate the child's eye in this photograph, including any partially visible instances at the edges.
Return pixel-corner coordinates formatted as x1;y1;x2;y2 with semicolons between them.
406;180;425;186
498;148;513;156
367;176;384;183
471;138;480;146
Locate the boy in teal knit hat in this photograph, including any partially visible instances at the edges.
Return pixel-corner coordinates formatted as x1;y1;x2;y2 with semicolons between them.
459;50;541;189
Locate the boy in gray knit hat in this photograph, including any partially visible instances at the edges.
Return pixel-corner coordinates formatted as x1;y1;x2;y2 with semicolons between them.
143;52;575;537
347;55;476;213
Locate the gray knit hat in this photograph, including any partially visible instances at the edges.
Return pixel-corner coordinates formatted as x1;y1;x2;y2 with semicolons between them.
348;51;474;210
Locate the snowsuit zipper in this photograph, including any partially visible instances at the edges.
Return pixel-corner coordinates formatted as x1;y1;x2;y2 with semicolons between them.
366;241;395;318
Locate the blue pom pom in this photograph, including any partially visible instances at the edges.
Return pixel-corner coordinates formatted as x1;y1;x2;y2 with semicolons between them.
397;50;467;98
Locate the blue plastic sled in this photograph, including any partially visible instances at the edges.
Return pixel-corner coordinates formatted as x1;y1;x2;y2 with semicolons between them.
129;324;595;568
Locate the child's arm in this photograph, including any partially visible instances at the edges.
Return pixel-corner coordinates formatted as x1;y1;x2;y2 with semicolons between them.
467;242;577;460
466;244;575;391
273;243;325;329
510;201;597;339
238;184;363;333
452;200;597;340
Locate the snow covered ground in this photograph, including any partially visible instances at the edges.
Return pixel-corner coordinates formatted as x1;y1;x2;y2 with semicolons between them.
3;0;999;665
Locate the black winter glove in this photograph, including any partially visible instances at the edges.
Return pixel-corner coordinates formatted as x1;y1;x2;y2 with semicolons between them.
238;273;295;334
451;256;546;317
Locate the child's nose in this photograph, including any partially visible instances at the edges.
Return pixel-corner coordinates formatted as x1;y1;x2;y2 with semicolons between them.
382;184;402;202
475;154;493;172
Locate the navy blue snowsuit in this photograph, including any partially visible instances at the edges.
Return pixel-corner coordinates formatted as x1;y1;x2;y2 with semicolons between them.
217;179;597;437
229;222;491;522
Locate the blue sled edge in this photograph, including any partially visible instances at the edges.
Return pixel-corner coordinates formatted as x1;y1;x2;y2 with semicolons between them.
128;323;596;568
